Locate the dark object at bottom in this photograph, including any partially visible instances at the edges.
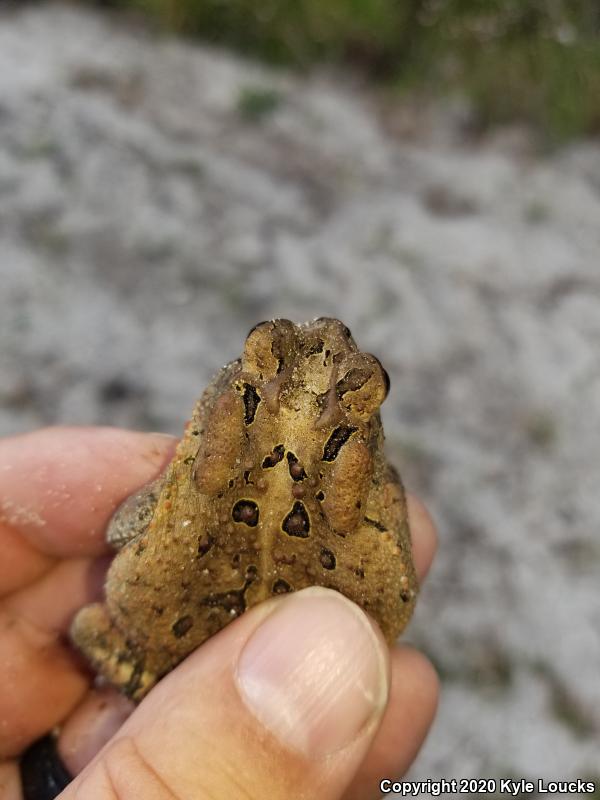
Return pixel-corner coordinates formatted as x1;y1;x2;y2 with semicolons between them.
20;735;73;800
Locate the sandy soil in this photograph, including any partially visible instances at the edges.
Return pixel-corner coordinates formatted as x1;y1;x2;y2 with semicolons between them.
1;3;599;792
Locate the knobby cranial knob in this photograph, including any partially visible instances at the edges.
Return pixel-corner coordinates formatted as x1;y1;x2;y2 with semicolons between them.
242;319;298;381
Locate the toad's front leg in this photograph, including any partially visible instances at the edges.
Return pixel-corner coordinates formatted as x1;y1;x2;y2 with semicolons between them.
106;476;164;551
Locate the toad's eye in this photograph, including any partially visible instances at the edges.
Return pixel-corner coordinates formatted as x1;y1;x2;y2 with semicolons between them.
335;368;371;396
335;354;389;420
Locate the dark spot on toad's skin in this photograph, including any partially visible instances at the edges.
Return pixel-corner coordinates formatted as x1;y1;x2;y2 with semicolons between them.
262;444;285;468
320;548;336;570
322;426;357;461
242;383;261;424
232;499;259;526
307;339;324;354
287;452;306;481
198;534;215;557
201;581;254;616
282;501;310;537
364;516;387;531
272;578;293;594
172;616;193;638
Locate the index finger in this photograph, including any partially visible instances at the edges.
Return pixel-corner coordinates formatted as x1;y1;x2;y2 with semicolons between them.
0;426;175;571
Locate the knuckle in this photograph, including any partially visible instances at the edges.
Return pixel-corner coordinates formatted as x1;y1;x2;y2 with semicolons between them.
96;736;179;800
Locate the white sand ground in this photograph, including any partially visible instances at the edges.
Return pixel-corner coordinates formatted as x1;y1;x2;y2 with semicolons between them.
1;4;599;794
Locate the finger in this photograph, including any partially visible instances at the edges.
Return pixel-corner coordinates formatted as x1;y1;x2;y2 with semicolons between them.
0;608;88;759
58;688;134;775
342;646;439;800
52;493;437;776
3;556;109;635
56;649;438;795
0;426;175;570
0;558;111;758
61;588;391;800
0;760;21;800
406;494;437;582
0;522;56;599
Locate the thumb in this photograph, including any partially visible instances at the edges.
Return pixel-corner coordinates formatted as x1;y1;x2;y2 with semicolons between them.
60;587;390;800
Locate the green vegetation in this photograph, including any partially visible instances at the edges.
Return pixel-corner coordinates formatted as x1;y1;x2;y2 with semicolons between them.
105;0;600;140
532;660;597;740
524;410;557;448
237;86;284;121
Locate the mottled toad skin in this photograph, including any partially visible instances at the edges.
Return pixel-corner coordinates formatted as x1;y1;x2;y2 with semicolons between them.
71;318;418;700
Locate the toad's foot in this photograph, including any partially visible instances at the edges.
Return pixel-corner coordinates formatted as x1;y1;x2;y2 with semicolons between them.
71;603;158;702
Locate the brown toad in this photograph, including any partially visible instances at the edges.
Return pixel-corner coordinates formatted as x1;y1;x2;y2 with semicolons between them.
71;318;417;700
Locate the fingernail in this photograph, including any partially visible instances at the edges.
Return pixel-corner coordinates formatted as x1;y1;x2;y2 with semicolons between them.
235;587;389;758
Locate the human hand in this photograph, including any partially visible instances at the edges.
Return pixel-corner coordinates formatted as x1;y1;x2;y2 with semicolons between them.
0;427;438;800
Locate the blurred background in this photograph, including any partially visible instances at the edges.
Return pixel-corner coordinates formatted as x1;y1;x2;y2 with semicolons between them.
1;0;599;792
